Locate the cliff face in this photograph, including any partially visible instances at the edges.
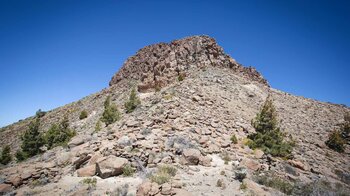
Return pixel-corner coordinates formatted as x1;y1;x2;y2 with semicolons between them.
109;35;268;91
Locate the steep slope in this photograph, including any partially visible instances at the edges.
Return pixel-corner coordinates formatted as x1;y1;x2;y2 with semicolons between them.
0;36;349;196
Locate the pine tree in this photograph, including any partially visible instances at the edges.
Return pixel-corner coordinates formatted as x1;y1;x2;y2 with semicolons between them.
43;116;76;149
248;96;294;158
0;145;12;165
124;88;141;113
20;118;45;157
101;96;121;126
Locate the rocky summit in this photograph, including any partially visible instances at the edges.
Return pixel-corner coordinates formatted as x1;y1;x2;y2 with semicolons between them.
0;35;349;196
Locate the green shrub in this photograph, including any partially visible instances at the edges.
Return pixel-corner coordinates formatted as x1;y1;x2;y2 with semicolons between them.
230;134;238;144
81;177;97;188
101;96;121;126
255;174;293;195
122;165;135;177
95;121;102;132
43;117;76;149
15;150;28;162
20;118;45;157
177;74;185;81
0;145;12;165
149;165;177;185
79;110;88;120
248;96;294;158
326;130;345;153
124;88;141;113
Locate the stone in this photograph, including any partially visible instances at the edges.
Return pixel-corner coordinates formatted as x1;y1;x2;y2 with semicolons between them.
57;151;73;165
96;155;128;178
243;179;271;196
241;158;260;171
199;155;212;167
207;144;220;153
117;136;132;147
68;136;85;148
161;183;172;195
182;148;201;165
6;175;22;187
0;184;12;194
288;160;308;171
126;119;139;127
220;140;230;148
77;165;96;177
192;95;201;102
254;149;264;159
136;181;160;196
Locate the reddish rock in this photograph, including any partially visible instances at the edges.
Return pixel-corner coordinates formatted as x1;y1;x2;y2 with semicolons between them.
77;164;96;177
0;183;12;194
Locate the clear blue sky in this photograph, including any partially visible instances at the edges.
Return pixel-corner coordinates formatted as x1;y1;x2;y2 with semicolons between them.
0;0;349;127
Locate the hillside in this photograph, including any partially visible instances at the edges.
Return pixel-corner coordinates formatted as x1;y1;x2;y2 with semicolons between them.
0;35;349;196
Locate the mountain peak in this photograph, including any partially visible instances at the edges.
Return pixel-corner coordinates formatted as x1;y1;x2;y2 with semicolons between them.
109;35;268;91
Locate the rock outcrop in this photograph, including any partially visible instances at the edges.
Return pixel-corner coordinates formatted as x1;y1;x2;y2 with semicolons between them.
109;35;268;91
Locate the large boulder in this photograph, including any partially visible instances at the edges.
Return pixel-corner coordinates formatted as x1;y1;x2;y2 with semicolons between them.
77;165;96;177
182;148;201;165
96;155;128;178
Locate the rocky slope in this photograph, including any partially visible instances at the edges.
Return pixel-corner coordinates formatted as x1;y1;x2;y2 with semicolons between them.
0;35;349;196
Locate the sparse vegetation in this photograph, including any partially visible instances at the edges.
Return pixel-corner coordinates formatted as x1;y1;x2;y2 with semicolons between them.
149;165;177;184
15;150;28;162
177;73;185;81
101;96;121;126
124;88;141;113
0;145;12;165
79;110;88;120
247;96;294;158
326;112;350;153
255;174;293;195
240;181;247;190
326;130;346;153
122;165;135;177
81;177;97;188
230;134;238;144
221;152;231;164
95;120;102;132
43;116;76;149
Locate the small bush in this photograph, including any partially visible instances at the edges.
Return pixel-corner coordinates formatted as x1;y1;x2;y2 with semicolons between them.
124;88;141;113
35;109;46;118
122;165;135;177
95;121;102;132
101;96;121;126
79;110;88;120
177;74;185;82
43;117;76;149
230;134;238;144
81;177;97;188
221;152;231;165
255;174;293;195
0;145;12;165
248;96;294;158
240;182;247;190
15;150;28;162
149;165;177;185
326;130;345;153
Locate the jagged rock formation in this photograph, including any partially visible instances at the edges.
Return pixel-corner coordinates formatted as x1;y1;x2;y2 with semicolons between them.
0;36;349;196
110;35;268;91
